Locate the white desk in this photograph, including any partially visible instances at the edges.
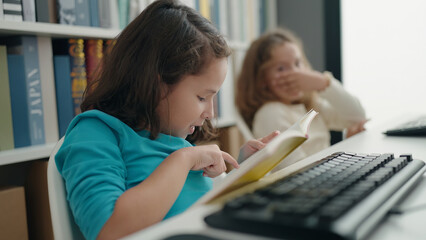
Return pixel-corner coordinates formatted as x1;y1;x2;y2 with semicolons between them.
124;114;426;240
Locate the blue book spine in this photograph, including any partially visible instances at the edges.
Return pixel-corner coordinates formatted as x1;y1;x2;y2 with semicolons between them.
212;0;220;28
5;36;45;146
195;0;200;12
89;0;99;27
7;55;31;148
53;55;74;137
21;36;45;145
259;0;266;34
75;0;91;26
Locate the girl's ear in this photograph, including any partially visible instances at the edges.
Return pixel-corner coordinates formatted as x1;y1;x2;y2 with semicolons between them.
158;76;169;100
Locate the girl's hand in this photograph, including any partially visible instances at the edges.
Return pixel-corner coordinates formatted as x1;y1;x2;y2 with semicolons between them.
238;130;280;163
274;70;329;93
186;145;239;178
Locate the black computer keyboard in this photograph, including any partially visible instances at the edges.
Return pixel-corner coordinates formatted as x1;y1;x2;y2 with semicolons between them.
204;152;426;240
384;116;426;136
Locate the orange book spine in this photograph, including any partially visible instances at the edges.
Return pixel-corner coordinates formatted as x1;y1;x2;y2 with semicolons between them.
85;39;103;85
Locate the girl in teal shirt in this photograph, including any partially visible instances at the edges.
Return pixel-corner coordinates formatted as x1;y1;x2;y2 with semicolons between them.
55;1;278;239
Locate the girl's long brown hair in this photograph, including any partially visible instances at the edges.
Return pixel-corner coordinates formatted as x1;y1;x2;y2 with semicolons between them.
81;0;231;141
235;28;312;129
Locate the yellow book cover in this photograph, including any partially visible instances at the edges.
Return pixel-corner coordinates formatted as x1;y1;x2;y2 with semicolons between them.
195;109;318;205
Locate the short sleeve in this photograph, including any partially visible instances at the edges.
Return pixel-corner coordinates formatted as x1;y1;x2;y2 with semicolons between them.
55;117;127;240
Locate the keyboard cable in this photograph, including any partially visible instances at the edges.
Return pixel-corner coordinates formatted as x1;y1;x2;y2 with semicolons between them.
387;203;426;215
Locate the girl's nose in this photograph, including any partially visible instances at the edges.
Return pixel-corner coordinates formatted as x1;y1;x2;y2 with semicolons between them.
202;100;215;120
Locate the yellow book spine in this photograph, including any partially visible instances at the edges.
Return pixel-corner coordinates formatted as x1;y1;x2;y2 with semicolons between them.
199;0;210;20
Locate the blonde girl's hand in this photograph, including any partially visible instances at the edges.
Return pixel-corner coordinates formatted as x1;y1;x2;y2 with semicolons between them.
238;130;280;163
275;70;329;93
187;145;239;178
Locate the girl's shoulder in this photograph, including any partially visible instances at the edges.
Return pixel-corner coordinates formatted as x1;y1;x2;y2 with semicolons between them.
67;110;192;148
65;110;133;137
70;110;125;127
257;101;305;115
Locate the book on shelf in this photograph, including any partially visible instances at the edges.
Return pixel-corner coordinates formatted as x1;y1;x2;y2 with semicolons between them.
88;0;99;27
227;0;240;42
108;0;120;29
198;0;210;20
35;0;57;23
117;0;130;29
22;0;36;22
128;0;148;23
247;0;260;41
217;0;228;38
84;39;103;86
57;0;76;25
98;0;119;29
103;39;116;55
75;0;91;26
53;55;74;138
53;38;88;116
7;54;45;148
180;0;196;9
0;2;3;20
238;0;248;42
5;36;46;148
98;0;110;28
37;36;59;143
209;0;219;29
259;0;277;33
3;0;23;21
0;45;15;151
195;109;318;205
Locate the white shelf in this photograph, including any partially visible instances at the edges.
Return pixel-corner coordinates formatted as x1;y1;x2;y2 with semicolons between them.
0;143;56;166
228;40;249;50
0;20;120;39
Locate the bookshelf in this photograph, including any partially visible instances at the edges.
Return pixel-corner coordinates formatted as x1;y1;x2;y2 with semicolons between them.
0;21;235;163
0;1;277;163
0;20;120;168
0;19;121;240
0;1;277;238
0;21;120;39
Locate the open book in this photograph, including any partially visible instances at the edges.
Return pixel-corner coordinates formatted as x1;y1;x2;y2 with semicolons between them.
196;109;318;205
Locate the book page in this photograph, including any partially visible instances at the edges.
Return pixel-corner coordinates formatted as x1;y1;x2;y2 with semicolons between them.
195;109;318;205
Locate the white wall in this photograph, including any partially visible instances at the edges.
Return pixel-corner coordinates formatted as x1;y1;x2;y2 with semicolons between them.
341;0;426;121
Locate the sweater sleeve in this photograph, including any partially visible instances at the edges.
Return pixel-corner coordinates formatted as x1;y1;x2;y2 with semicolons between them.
55;117;127;240
252;103;308;169
315;72;366;130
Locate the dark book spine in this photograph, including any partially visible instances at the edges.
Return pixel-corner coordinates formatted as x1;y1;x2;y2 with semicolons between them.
53;55;74;137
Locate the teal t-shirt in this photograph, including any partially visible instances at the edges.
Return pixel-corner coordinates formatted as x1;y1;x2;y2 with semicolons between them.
55;110;213;240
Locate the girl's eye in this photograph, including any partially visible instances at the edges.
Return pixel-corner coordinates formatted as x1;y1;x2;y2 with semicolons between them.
198;96;206;102
277;65;285;71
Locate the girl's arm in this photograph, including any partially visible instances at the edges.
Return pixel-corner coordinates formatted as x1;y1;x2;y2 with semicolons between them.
314;73;366;130
276;70;366;130
98;145;238;240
